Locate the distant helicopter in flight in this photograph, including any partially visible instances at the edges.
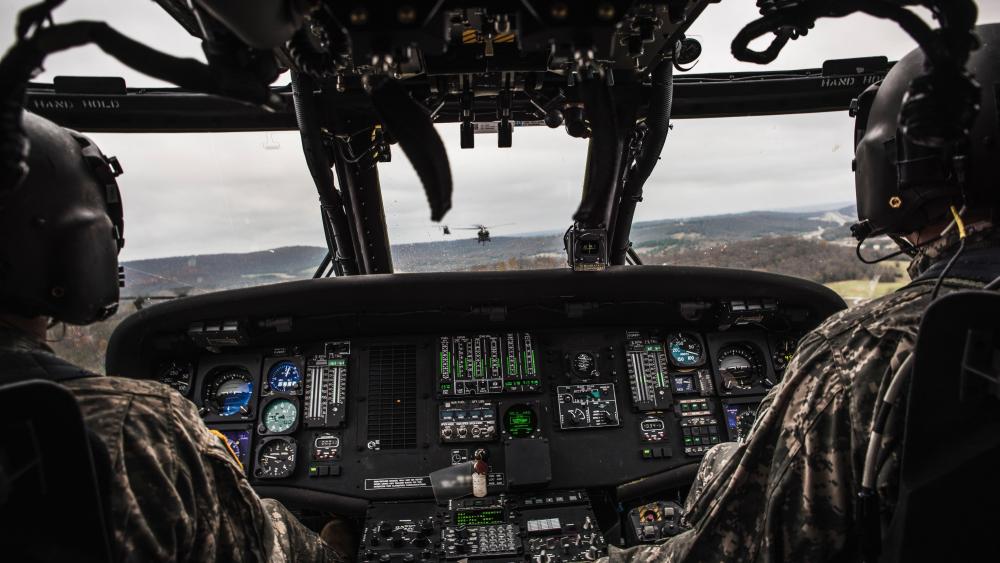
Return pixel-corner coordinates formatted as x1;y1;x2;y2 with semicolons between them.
440;224;514;244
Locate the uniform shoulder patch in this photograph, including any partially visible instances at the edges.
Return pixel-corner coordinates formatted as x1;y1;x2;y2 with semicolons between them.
209;428;245;472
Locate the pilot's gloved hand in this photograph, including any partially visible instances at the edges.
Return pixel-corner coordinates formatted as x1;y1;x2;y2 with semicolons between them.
321;515;358;561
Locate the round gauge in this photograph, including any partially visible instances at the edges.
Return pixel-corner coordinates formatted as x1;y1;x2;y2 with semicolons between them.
204;368;254;417
503;404;537;438
156;361;194;396
668;333;704;367
262;398;298;434
735;410;757;442
267;360;301;393
717;343;764;391
569;352;598;379
771;338;797;372
255;438;297;479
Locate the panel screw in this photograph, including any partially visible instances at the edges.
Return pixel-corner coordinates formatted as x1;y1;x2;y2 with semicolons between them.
889;196;902;209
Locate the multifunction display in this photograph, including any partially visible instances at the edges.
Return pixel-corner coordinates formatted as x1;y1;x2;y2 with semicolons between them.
438;333;540;396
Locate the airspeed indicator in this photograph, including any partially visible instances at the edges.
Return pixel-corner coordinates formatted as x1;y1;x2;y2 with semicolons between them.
668;333;705;367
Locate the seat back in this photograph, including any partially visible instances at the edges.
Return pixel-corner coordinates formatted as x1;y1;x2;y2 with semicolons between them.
882;291;1000;562
0;379;112;562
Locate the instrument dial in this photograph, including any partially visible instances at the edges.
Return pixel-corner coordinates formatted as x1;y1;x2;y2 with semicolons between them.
203;368;254;417
255;437;297;479
156;360;194;396
668;333;705;367
267;360;302;393
717;343;765;391
569;351;598;379
261;398;298;434
771;338;797;372
724;402;760;442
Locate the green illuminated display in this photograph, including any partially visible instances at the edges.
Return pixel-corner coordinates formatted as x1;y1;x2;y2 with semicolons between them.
504;404;537;438
455;508;505;527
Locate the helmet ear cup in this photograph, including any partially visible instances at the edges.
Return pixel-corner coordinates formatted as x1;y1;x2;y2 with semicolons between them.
48;209;122;323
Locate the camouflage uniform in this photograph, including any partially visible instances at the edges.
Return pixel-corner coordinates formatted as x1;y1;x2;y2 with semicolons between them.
0;329;343;563
606;226;1000;563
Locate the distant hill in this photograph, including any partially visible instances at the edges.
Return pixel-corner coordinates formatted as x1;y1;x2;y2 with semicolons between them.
122;204;864;296
628;205;857;248
124;246;327;295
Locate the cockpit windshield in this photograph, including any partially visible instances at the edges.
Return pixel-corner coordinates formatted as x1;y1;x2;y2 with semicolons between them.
7;0;996;372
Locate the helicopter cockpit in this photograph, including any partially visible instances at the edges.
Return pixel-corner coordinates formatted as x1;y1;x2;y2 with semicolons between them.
2;1;998;562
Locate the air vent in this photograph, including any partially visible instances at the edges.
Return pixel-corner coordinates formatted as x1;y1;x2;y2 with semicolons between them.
367;345;418;450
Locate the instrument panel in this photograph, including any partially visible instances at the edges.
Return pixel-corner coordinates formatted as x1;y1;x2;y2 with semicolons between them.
106;267;844;559
151;327;783;499
107;267;843;522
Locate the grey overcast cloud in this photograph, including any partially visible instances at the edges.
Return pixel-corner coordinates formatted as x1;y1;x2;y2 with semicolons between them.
3;1;999;260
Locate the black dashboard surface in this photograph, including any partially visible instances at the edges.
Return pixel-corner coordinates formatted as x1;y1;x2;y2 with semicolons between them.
106;267;845;515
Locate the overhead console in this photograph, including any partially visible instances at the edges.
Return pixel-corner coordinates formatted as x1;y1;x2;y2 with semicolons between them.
107;267;843;557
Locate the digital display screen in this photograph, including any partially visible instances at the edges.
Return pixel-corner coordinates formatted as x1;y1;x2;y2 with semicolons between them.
724;403;759;442
221;429;251;472
315;436;340;449
672;375;695;393
724;405;739;430
640;418;665;432
455;507;506;527
504;404;537;438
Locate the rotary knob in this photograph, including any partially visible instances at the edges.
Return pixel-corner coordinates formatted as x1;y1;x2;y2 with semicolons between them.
417;519;434;535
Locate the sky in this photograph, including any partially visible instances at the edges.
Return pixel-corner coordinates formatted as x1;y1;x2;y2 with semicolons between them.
2;1;999;260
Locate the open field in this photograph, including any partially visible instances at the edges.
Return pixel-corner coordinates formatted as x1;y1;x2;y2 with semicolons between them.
825;261;909;305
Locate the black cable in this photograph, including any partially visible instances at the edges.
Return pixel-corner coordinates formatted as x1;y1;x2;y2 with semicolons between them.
855;234;940;265
2;20;282;110
930;237;967;300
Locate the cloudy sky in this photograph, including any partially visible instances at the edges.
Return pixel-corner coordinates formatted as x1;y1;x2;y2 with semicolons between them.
3;1;999;261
